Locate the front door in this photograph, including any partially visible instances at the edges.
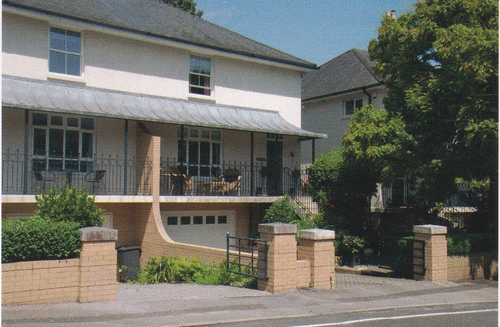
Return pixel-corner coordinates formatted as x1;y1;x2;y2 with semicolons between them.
266;134;283;196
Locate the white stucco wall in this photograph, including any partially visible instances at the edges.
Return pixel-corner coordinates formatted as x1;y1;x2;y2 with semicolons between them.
2;108;25;153
2;12;303;128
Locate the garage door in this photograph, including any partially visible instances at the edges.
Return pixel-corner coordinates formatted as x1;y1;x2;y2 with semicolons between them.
161;211;235;250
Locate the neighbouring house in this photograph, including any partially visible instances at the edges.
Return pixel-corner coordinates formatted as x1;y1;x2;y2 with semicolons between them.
1;0;325;266
299;49;406;209
301;48;386;166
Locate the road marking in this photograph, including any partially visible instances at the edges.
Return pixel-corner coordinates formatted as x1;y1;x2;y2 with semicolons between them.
291;309;498;326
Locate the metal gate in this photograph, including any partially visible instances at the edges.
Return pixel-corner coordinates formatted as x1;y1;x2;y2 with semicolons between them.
226;233;268;280
413;239;425;278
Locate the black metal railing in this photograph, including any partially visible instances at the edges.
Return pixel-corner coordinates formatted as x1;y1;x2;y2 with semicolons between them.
2;149;152;195
226;233;268;280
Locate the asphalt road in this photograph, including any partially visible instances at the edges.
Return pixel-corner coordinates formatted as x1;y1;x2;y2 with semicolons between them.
209;302;498;327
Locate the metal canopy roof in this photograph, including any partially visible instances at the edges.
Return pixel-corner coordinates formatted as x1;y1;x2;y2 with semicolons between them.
2;76;326;139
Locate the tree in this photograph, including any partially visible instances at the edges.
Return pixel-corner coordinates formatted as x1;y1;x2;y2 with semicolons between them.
160;0;203;17
308;106;412;233
368;0;498;228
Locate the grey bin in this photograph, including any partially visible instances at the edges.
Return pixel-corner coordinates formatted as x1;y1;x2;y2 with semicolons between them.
117;246;141;282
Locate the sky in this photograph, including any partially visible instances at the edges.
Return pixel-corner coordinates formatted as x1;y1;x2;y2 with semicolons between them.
195;0;417;66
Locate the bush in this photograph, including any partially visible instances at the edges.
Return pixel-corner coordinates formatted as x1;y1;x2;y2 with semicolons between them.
394;236;415;278
138;257;256;288
2;217;81;263
263;196;299;223
35;185;104;227
447;232;497;256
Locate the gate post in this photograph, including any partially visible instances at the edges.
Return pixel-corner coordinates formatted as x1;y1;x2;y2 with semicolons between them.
257;223;297;293
298;229;335;289
413;224;447;282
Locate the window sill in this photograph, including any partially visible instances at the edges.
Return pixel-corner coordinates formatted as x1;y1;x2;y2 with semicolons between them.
188;93;216;103
47;72;85;85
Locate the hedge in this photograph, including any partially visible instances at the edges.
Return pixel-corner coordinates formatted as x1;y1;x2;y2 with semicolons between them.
2;217;81;263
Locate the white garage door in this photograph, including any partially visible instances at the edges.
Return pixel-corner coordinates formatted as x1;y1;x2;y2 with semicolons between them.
161;211;235;250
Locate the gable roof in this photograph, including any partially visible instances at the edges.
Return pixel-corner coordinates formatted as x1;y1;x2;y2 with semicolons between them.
301;48;383;102
2;0;316;70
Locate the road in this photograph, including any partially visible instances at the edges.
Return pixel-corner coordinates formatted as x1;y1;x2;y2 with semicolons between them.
210;302;498;327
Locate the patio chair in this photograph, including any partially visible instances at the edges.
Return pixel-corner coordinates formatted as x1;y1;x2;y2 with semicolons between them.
85;170;106;194
168;168;193;195
221;169;241;196
33;170;56;193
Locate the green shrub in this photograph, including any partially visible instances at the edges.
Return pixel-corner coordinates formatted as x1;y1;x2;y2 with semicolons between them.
394;236;415;278
263;196;299;223
138;257;256;288
447;232;497;256
35;185;103;227
2;217;81;263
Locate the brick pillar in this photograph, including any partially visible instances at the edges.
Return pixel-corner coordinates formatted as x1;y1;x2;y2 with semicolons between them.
257;223;297;293
413;224;447;282
298;229;335;289
78;227;118;302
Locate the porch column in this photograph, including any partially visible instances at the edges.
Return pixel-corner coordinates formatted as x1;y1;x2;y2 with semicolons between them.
23;110;29;194
413;225;448;282
123;120;128;195
250;132;254;196
312;139;316;163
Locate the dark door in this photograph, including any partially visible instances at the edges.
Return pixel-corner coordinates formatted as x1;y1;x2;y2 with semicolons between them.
266;136;283;196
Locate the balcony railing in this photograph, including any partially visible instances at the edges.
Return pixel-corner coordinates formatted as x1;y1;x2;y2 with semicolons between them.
2;150;317;213
2;150;152;196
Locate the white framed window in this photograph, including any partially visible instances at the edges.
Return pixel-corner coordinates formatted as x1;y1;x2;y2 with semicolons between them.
189;56;211;96
32;112;94;172
344;99;363;117
49;27;82;76
178;127;221;177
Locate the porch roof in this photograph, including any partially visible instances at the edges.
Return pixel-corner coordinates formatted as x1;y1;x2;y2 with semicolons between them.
2;75;326;139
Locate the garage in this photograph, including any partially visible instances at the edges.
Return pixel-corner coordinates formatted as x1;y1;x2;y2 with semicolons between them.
161;210;235;249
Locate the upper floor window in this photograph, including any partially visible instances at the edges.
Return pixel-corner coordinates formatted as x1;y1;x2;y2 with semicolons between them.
189;56;211;96
344;99;363;117
49;28;82;76
32;113;94;172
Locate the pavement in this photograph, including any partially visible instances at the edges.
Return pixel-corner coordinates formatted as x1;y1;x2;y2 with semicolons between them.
2;273;498;326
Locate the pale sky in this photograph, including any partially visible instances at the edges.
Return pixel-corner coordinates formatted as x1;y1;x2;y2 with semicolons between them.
196;0;416;66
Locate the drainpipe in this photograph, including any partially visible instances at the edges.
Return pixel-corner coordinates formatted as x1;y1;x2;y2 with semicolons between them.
23;110;29;194
311;139;316;163
362;88;372;105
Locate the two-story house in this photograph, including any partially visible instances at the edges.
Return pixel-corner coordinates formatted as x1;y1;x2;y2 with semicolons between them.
2;0;325;265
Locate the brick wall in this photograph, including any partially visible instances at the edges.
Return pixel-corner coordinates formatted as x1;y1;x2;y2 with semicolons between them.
448;252;498;281
2;227;118;306
2;259;79;305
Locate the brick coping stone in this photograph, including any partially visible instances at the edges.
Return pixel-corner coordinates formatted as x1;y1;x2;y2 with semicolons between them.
298;229;335;240
413;224;447;235
258;223;297;234
80;227;118;241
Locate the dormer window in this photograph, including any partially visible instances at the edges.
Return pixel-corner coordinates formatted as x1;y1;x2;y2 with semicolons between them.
49;28;82;76
189;56;211;96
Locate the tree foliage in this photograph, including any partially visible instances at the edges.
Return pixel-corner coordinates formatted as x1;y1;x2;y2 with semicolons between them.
308;106;412;233
368;0;498;226
160;0;203;17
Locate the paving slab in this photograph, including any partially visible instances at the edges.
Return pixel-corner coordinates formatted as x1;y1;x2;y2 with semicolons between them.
2;273;497;327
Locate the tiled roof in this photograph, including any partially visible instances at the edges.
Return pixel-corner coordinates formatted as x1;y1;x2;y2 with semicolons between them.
3;0;316;70
302;49;383;101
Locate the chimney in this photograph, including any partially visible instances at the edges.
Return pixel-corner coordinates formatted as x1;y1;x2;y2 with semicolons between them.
386;10;396;19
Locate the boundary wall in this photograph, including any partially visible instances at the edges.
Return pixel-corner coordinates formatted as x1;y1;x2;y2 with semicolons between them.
2;227;118;305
